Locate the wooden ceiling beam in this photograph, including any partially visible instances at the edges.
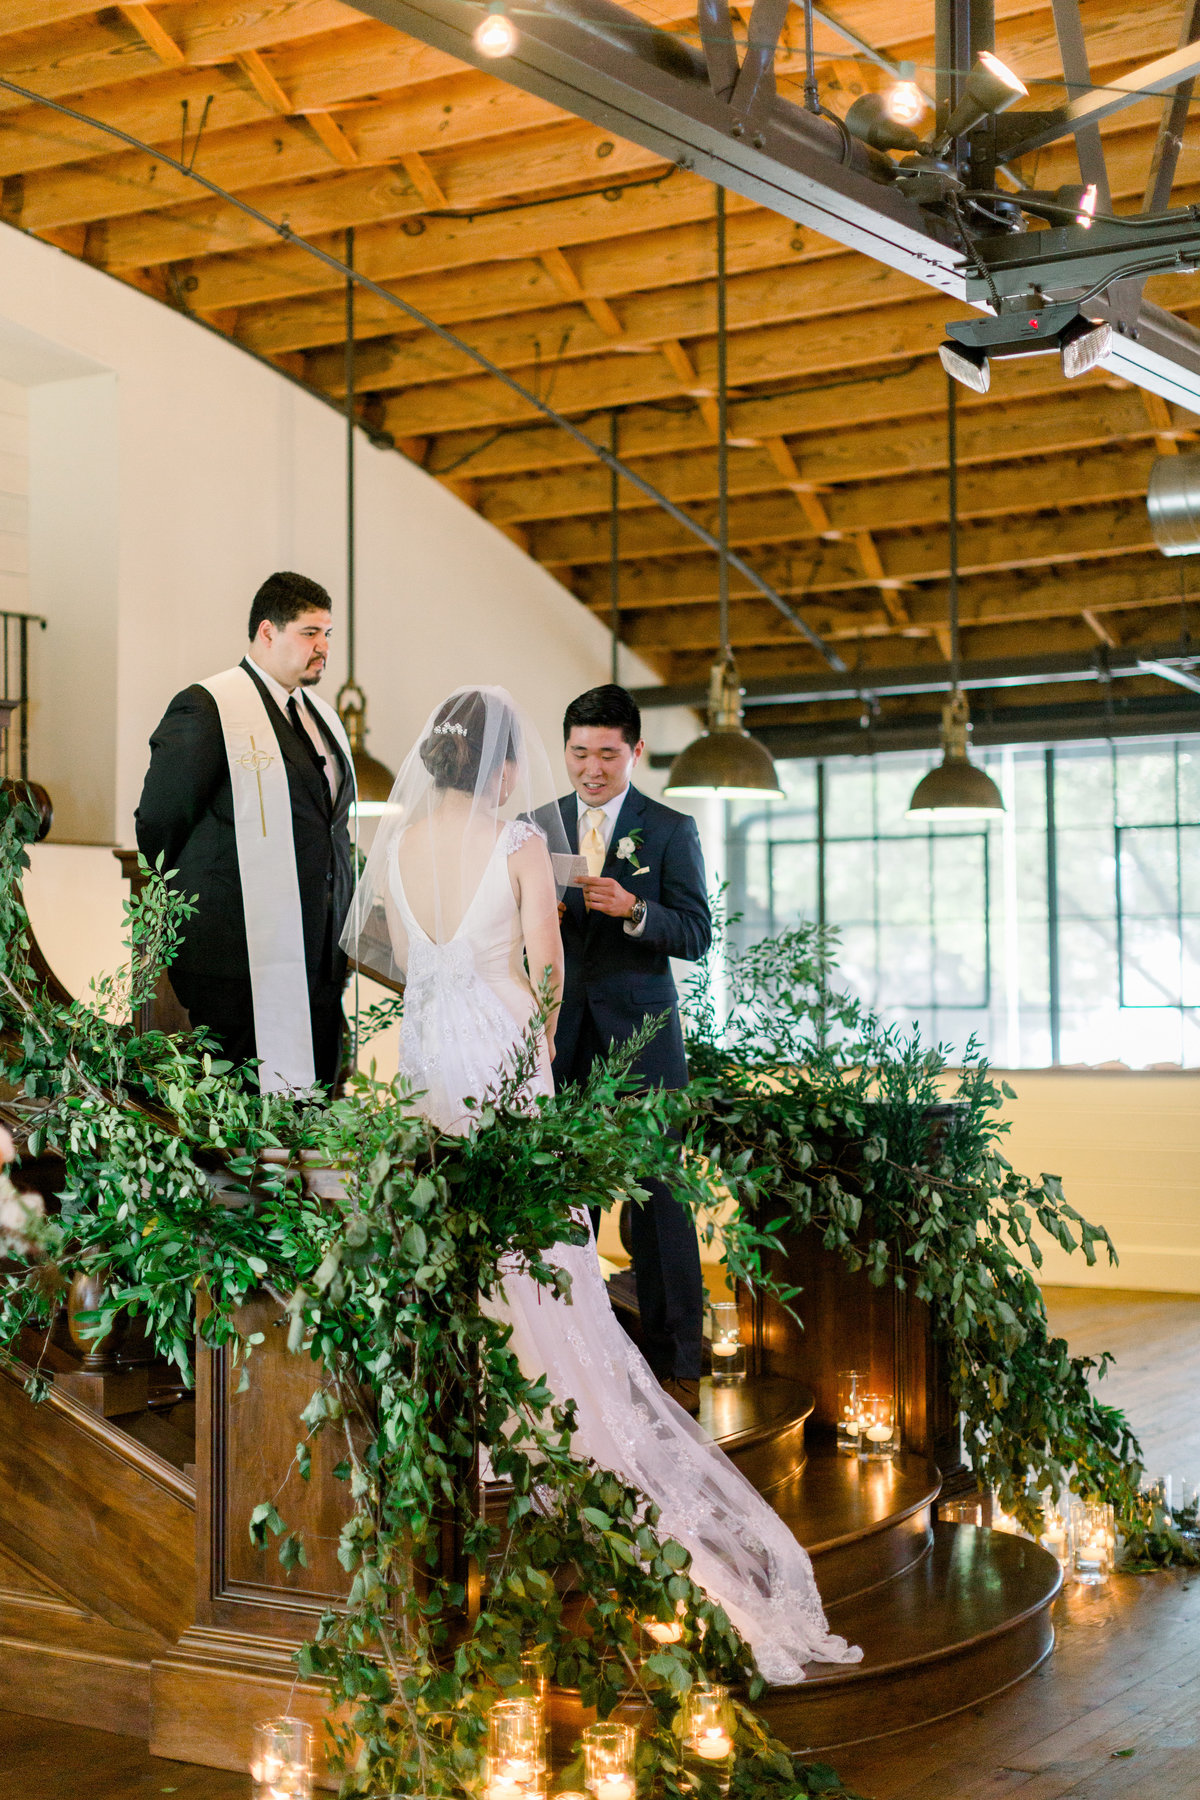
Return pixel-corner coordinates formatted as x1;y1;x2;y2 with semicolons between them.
529;443;1157;565
565;501;1155;607
541;483;1152;572
610;554;1181;654
0;2;363;116
20;110;664;251
168;173;755;315
117;6;185;68
232;208;813;355
475;390;1160;521
420;358;1133;482
371;295;980;438
305;255;933;394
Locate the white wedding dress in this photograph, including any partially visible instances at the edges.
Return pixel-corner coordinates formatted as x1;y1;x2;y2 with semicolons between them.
389;819;861;1686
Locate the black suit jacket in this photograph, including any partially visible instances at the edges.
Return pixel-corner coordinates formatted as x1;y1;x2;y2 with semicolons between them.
545;785;710;1090
134;659;354;986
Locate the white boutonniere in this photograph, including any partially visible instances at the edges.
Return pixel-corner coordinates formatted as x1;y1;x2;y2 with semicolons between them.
615;829;649;878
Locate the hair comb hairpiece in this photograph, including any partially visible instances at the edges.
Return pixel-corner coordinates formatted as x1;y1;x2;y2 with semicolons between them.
434;722;468;736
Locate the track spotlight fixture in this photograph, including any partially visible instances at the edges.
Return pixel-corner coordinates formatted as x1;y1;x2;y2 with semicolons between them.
938;339;990;393
1058;312;1112;379
932;51;1027;153
938;301;1112;392
474;1;518;57
845;91;924;155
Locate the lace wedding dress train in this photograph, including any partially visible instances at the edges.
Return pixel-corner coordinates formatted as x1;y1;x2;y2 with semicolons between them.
389;824;861;1686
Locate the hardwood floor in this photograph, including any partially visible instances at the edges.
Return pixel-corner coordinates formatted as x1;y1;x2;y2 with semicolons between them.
1042;1286;1200;1481
2;1288;1196;1799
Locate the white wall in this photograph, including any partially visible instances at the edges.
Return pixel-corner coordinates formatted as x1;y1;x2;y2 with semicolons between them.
0;223;700;846
990;1068;1200;1294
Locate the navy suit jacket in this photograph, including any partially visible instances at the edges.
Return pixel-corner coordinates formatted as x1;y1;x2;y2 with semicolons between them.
545;785;711;1090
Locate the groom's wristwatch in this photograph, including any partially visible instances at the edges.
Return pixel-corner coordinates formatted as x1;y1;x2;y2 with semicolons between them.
627;897;648;929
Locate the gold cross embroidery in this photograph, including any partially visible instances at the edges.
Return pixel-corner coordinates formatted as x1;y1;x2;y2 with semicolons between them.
237;735;275;837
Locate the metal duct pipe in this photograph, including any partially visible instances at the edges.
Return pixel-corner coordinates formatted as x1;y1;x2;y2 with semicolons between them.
1148;452;1200;555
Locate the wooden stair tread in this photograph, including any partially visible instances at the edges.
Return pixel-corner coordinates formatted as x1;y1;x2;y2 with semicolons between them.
798;1524;1062;1687
700;1376;813;1452
770;1449;942;1553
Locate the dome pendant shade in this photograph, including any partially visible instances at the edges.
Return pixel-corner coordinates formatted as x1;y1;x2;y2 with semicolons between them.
338;682;397;817
665;655;785;799
907;691;1004;819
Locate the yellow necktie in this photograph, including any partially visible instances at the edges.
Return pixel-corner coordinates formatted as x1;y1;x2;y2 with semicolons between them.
582;807;607;878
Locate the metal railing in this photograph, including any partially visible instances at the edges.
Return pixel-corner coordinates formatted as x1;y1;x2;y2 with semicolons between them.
0;611;46;782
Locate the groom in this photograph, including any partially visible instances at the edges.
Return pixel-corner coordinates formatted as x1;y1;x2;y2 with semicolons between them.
551;684;712;1415
135;571;355;1093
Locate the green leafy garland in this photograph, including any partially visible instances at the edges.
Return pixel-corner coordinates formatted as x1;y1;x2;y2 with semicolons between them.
0;792;862;1800
682;916;1145;1537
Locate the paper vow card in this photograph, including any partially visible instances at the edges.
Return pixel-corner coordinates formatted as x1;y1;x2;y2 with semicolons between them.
552;853;590;886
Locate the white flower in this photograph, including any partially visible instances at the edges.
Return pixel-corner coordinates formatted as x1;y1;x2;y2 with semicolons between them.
617;836;636;860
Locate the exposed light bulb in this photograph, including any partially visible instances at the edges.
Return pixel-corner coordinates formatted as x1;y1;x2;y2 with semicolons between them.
474;2;518;57
1076;182;1098;228
884;79;925;127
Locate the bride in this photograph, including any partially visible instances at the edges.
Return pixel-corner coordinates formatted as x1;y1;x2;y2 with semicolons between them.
341;685;860;1687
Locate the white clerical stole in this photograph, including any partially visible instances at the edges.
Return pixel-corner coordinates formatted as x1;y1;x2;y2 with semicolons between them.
200;666;354;1094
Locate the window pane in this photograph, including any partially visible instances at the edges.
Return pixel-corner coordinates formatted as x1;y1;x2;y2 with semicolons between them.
826;839;878;925
1120;918;1183;1007
1119;826;1179;918
1057;828;1116;918
1116;745;1178;825
768;842;818;927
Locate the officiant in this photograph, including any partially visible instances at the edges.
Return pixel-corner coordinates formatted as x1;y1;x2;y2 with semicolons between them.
135;571;355;1093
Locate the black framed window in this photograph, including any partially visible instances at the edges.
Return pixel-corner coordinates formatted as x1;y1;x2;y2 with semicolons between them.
725;736;1200;1069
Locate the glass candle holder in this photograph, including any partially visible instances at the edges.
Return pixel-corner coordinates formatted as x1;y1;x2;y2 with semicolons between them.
679;1683;735;1796
709;1301;745;1386
518;1644;552;1777
1071;1499;1114;1584
250;1718;313;1800
858;1392;896;1460
487;1698;544;1798
582;1720;636;1800
836;1369;863;1454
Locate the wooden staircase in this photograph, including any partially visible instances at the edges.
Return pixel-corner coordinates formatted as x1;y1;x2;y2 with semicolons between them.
691;1377;1061;1753
0;843;1061;1768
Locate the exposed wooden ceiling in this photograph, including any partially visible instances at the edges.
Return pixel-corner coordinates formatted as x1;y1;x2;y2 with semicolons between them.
2;0;1200;743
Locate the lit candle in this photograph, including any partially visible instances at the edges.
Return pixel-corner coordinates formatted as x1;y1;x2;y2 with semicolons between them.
712;1337;738;1357
643;1618;683;1644
866;1423;893;1442
484;1777;526;1800
695;1728;734;1761
593;1777;635;1800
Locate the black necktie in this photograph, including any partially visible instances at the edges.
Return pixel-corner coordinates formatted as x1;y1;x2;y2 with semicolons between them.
287;695;327;781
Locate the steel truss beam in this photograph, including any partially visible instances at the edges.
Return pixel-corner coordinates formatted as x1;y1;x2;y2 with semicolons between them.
354;0;1200;412
631;640;1200;710
725;691;1200;758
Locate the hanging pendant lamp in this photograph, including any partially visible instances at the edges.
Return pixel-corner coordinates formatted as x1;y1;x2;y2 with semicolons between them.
665;188;784;801
336;228;397;818
907;377;1004;821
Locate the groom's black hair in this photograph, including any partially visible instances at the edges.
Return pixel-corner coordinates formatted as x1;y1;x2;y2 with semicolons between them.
563;684;642;748
248;571;333;639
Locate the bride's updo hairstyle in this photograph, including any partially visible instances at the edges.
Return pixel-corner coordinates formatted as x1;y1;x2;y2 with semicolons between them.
419;688;521;793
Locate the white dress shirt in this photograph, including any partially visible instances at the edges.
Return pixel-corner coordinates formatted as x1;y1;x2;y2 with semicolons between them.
576;786;646;937
247;655;339;800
